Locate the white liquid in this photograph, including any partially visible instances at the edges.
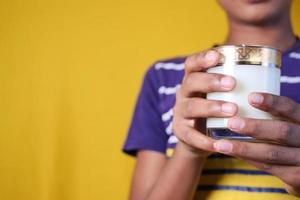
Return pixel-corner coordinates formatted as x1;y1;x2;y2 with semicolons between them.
206;64;281;129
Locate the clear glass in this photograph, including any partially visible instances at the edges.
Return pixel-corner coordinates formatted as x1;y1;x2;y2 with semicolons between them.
206;64;281;141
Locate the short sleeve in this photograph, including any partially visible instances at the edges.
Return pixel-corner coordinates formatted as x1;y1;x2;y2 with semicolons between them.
122;66;168;156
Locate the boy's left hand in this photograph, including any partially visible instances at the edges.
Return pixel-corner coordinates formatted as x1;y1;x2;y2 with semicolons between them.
212;92;300;197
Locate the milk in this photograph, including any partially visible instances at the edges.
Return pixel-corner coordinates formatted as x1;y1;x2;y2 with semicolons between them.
206;64;281;132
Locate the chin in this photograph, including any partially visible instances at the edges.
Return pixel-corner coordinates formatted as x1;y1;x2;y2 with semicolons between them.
238;13;279;25
218;0;291;26
232;5;284;25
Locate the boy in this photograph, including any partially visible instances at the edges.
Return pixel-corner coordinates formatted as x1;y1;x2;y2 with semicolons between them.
123;0;300;199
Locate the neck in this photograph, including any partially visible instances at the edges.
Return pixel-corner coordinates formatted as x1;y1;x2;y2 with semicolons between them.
225;16;296;51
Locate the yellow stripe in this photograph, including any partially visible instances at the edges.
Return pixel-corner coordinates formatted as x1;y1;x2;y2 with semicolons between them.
195;190;299;200
204;158;258;170
166;148;173;157
199;174;284;188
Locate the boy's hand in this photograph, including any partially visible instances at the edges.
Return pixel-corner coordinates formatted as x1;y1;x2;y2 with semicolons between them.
172;50;237;157
213;93;300;197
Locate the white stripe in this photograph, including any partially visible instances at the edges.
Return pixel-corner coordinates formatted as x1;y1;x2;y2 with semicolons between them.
165;121;173;135
281;76;300;84
158;85;181;95
162;108;173;121
289;52;300;59
168;135;179;144
155;62;184;71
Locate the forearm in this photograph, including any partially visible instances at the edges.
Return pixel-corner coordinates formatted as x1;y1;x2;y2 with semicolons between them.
145;142;206;200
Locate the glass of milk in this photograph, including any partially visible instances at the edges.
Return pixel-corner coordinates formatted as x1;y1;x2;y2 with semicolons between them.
206;45;281;141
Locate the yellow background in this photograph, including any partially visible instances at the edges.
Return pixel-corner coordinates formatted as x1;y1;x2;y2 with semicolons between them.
0;0;299;199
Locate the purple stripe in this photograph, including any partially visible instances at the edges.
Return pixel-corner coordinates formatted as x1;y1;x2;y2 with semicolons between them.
197;185;287;194
202;169;270;175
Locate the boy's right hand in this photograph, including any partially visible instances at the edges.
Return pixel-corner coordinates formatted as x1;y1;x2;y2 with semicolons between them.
172;50;238;158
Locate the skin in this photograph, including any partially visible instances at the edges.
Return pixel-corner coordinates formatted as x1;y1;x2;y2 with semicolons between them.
129;0;300;199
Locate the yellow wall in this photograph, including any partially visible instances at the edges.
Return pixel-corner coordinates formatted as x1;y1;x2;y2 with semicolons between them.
0;1;299;199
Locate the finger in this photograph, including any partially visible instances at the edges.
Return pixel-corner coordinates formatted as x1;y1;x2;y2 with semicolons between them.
179;98;238;119
242;159;300;190
181;72;236;97
227;117;300;147
173;124;215;152
248;93;300;123
213;140;300;165
184;50;220;74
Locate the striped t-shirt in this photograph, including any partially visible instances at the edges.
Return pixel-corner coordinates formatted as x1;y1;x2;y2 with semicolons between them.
123;41;300;200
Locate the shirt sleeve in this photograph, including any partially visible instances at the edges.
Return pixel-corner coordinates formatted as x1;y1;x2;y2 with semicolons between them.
122;66;168;156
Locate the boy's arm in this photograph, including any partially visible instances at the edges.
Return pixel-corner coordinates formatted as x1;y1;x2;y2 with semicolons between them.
130;142;206;200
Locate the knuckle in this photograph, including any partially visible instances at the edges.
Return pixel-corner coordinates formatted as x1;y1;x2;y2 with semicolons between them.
172;122;184;138
261;163;273;171
196;52;205;63
265;94;277;109
233;142;248;156
184;74;197;89
182;131;193;144
276;122;291;144
185;99;197;116
244;119;258;136
185;54;197;69
172;112;185;136
212;72;222;79
284;97;297;115
266;149;281;162
206;101;221;116
184;55;193;67
207;75;219;91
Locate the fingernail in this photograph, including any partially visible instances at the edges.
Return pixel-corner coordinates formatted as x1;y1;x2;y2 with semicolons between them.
205;50;218;63
213;140;233;153
249;93;264;104
220;76;235;89
221;103;236;114
228;117;245;131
